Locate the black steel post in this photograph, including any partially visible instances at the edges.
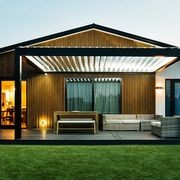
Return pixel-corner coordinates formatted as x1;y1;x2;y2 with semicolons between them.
15;48;22;139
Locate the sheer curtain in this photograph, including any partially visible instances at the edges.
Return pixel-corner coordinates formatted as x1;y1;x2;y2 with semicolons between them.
67;82;92;111
94;81;120;113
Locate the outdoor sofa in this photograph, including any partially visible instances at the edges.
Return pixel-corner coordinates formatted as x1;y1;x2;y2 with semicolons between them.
151;116;180;138
103;114;162;131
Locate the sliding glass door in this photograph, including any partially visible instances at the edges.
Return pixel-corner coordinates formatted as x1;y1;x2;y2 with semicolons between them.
0;80;27;128
67;81;92;111
66;78;121;114
174;82;180;115
1;81;15;126
165;80;180;116
94;81;120;113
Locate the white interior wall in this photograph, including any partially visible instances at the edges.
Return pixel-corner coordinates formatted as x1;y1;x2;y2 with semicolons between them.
155;61;180;116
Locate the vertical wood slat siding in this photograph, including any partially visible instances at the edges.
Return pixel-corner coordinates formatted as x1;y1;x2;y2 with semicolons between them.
27;74;65;128
122;74;155;114
27;73;155;128
35;30;153;48
0;52;15;77
0;52;40;78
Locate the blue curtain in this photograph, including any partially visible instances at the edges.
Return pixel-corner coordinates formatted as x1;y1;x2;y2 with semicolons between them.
67;82;92;111
94;82;120;113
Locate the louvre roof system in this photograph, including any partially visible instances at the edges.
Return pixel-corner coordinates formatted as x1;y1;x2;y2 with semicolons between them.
25;55;176;73
66;78;121;82
1;23;180;73
20;46;179;73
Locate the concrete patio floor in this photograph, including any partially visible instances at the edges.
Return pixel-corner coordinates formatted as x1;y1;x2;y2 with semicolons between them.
1;129;180;145
0;129;161;140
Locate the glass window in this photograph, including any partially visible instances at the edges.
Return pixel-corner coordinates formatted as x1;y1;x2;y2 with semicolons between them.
1;81;27;128
1;81;15;125
174;82;180;115
94;81;120;114
165;80;171;116
66;78;121;114
67;81;92;111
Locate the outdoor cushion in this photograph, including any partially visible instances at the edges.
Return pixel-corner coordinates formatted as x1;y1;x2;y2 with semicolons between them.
123;120;140;123
137;114;155;120
103;114;136;120
151;121;161;127
104;120;123;124
60;118;93;121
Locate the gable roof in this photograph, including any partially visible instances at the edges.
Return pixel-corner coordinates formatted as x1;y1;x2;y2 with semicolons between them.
0;23;175;54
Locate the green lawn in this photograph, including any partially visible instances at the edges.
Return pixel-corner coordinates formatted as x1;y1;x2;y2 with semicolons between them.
0;145;179;180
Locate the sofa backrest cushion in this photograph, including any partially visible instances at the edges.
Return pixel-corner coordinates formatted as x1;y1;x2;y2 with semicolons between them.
137;114;155;120
60;118;93;121
103;114;136;121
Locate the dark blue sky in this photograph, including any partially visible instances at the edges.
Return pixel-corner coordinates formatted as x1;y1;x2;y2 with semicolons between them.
1;0;180;47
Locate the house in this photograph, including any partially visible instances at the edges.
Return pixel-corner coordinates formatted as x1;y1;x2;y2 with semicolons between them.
0;24;179;139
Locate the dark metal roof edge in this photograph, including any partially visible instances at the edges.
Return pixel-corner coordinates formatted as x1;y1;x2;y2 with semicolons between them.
0;23;176;54
92;24;176;48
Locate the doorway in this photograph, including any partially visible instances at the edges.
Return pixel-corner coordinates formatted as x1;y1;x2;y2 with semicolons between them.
165;79;180;116
0;80;27;128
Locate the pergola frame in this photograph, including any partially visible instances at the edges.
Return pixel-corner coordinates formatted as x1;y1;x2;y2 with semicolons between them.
14;47;180;139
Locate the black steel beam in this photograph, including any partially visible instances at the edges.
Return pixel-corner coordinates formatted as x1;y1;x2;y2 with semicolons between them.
15;49;22;139
18;47;180;57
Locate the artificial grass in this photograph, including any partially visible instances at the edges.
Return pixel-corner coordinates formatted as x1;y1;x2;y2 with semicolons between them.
0;145;179;180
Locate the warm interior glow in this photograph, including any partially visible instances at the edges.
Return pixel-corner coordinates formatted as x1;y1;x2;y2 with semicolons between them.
1;81;15;110
1;81;27;127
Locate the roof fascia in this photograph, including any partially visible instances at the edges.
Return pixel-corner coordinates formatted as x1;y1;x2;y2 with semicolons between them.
16;47;180;57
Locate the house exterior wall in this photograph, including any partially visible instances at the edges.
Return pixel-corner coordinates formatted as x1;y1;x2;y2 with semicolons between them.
34;30;154;48
0;52;40;78
27;73;155;129
0;51;15;77
0;27;158;129
156;61;180;116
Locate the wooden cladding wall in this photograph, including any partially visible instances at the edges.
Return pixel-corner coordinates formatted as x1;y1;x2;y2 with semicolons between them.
27;74;65;128
27;73;155;128
122;74;155;114
0;52;15;77
35;30;154;48
0;52;41;78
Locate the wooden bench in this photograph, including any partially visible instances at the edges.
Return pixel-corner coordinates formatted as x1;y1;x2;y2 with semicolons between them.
54;111;99;134
56;118;96;134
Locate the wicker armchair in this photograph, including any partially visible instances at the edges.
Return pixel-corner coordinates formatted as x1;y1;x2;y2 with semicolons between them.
151;117;180;138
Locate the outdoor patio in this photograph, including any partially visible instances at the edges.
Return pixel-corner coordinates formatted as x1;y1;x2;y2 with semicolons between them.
1;129;180;145
0;129;165;140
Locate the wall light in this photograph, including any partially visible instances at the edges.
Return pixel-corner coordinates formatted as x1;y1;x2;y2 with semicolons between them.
39;119;47;128
155;86;163;89
44;73;48;76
